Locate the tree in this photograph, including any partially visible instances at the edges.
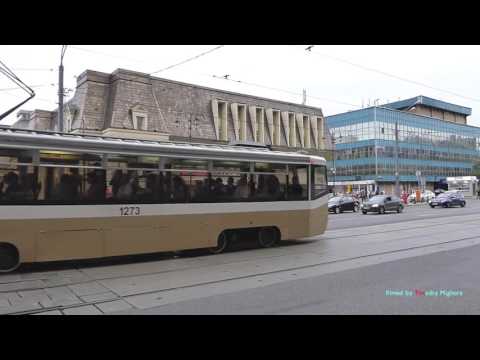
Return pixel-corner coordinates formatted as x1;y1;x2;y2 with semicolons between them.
472;162;480;178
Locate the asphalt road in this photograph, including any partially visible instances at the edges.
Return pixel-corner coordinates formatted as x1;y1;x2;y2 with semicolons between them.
327;199;480;230
124;243;480;314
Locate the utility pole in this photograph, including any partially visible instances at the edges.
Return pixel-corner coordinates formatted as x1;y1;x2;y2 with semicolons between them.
302;89;306;105
332;136;336;194
394;120;400;197
58;45;68;132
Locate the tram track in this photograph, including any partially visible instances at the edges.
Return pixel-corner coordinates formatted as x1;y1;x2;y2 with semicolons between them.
8;228;480;315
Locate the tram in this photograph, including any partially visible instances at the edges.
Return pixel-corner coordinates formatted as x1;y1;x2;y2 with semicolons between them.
0;128;329;272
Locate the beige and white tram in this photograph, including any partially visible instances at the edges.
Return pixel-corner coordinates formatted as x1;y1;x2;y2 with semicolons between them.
0;128;330;272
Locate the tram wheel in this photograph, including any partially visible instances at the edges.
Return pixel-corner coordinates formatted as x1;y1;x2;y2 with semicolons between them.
0;243;20;273
208;231;229;254
258;227;280;248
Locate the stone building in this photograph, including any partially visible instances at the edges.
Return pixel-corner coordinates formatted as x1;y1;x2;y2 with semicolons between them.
13;68;332;156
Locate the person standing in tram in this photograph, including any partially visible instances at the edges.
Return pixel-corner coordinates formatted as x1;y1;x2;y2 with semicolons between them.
234;175;249;201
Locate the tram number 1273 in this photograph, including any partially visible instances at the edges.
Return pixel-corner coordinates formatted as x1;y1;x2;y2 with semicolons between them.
120;206;141;216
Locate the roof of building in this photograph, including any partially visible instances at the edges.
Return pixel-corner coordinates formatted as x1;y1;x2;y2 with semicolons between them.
325;106;480;134
78;68;325;115
382;95;472;116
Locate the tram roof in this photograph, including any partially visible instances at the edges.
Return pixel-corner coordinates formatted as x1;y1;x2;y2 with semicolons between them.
0;127;325;165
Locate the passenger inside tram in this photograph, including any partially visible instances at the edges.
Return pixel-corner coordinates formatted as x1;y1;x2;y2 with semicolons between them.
234;175;249;200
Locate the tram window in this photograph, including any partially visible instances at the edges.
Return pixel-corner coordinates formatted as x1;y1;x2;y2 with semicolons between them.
311;165;328;199
287;165;308;201
39;150;102;166
108;154;159;171
39;166;106;204
214;160;250;173
0;148;37;204
170;159;208;170
0;165;38;204
254;162;287;173
204;173;244;203
248;173;287;202
107;168;166;204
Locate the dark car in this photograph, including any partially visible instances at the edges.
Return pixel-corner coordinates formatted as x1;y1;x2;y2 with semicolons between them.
361;195;404;214
429;191;465;208
328;196;359;214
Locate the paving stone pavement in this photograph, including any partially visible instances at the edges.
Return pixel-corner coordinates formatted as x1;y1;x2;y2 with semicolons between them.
62;305;103;315
96;300;133;313
32;310;63;315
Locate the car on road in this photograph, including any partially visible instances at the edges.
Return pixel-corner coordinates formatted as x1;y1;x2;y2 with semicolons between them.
328;196;359;214
428;191;466;208
361;195;404;214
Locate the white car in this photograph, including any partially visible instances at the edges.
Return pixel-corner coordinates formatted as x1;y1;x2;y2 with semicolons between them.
422;190;435;202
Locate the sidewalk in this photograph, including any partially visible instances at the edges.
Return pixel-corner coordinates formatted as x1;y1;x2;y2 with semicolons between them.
407;201;428;206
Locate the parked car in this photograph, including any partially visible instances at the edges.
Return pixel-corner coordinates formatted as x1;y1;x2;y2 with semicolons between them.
361;195;404;214
428;191;466;208
422;190;435;202
328;196;359;214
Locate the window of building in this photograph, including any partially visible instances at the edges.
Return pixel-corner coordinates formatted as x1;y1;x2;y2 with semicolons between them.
131;105;149;131
256;107;265;144
238;104;247;141
303;115;310;148
212;100;228;141
288;113;296;147
272;110;281;146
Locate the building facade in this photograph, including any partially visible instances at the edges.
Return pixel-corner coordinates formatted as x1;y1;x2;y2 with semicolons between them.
13;68;332;157
326;96;480;193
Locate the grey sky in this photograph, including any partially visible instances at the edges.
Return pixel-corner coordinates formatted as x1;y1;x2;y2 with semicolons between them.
2;45;480;126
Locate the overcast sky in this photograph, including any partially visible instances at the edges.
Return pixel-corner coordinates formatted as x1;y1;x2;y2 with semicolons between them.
2;45;480;127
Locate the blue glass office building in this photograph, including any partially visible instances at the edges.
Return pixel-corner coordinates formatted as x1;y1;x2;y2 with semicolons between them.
325;96;480;193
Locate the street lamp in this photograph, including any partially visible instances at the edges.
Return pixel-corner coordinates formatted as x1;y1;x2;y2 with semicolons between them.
330;132;342;194
394;120;401;197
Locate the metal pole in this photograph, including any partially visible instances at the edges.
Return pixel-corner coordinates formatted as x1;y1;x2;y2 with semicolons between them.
395;121;400;197
333;139;336;193
58;62;64;132
58;45;67;133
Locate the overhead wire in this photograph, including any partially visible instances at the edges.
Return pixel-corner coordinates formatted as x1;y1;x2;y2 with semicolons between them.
0;59;36;121
149;45;225;75
210;74;361;108
293;45;480;103
34;45;359;113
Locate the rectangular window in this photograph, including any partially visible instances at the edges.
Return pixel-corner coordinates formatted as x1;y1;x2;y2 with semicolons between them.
287;165;308;200
218;101;228;141
238;104;247;141
288;113;296;147
311;165;328;199
256;108;265;143
273;110;281;146
136;116;146;130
